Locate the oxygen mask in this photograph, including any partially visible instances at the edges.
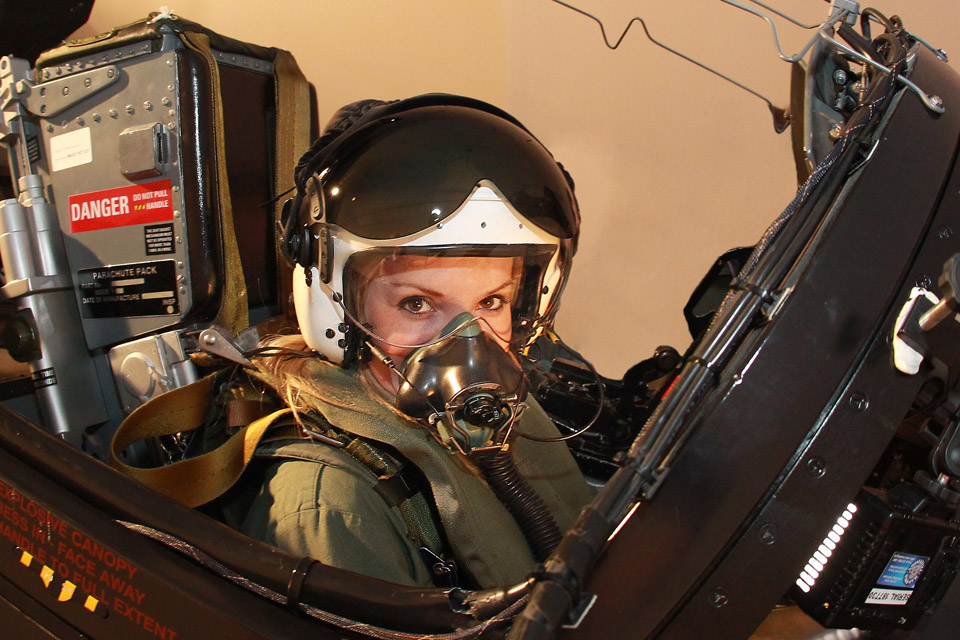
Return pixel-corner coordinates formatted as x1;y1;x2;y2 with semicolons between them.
392;312;527;455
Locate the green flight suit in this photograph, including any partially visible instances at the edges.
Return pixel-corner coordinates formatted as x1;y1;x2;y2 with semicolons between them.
238;358;592;589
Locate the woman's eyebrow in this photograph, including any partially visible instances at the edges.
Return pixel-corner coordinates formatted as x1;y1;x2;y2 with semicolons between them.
488;278;519;295
387;282;446;298
387;277;517;299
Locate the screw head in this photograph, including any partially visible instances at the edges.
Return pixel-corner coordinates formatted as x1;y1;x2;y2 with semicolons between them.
807;457;827;478
931;95;944;109
759;522;778;545
710;588;730;608
849;392;869;413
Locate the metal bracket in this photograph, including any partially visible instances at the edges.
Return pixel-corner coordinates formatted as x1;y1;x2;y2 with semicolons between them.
18;65;122;119
198;325;252;365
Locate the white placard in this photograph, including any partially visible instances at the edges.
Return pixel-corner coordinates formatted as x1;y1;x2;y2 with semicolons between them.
865;587;912;606
50;128;93;172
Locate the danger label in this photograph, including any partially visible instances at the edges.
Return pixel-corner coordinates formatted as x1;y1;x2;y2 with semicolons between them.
69;180;174;234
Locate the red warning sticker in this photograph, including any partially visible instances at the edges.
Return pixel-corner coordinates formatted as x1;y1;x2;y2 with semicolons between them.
69;180;174;234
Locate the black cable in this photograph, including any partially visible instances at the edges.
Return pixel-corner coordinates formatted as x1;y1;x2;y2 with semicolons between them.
518;333;605;443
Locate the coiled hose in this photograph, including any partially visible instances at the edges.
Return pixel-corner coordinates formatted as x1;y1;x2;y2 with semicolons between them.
470;448;562;562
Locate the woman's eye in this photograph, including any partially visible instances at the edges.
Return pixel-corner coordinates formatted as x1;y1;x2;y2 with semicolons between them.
478;295;505;311
399;296;433;314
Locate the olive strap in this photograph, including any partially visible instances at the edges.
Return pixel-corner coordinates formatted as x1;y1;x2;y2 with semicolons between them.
109;373;288;508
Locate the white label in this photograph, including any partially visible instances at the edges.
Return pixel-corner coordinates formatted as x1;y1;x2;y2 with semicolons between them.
865;587;912;606
50;128;93;172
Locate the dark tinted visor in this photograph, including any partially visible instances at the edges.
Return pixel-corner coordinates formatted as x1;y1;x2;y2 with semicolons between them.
317;106;578;240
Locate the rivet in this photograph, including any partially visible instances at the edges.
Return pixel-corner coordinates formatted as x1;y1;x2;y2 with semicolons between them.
143;101;153;111
61;86;69;96
125;104;135;115
75;117;84;126
161;97;172;107
83;77;92;88
109;109;118;119
92;113;101;122
167;122;176;130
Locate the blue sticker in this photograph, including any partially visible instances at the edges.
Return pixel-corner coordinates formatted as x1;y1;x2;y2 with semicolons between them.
877;552;928;589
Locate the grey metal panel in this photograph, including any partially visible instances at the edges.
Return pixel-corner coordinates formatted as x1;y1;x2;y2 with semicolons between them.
36;47;191;350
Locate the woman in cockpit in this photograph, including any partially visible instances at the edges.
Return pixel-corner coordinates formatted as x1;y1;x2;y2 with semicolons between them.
235;95;592;588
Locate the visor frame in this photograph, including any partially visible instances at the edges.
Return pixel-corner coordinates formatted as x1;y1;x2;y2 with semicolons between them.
313;105;579;242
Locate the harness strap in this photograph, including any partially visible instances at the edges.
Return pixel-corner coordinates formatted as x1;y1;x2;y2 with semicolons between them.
264;418;447;558
257;437;455;587
110;373;452;582
109;373;289;508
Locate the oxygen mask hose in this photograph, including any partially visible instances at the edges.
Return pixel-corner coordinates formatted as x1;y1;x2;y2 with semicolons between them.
394;312;563;561
469;445;563;562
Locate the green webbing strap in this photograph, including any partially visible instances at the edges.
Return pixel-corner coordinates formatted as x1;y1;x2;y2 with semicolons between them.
272;50;312;316
110;373;445;557
180;32;249;335
261;437;447;558
398;492;444;556
109;373;288;508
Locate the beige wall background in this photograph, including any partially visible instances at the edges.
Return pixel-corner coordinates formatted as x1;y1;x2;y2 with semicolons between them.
71;1;960;377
